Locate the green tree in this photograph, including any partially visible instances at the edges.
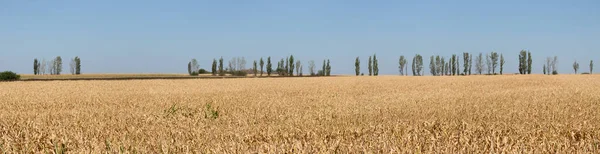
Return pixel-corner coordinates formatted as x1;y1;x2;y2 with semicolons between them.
527;51;533;74
368;56;373;76
74;56;81;75
267;57;272;76
463;52;469;75
543;65;547;75
212;59;217;76
435;56;441;76
218;57;224;76
326;59;331;76
188;62;192;75
259;58;264;76
500;54;505;75
373;54;379;76
468;54;473;75
413;54;423;76
490;52;498;74
440;57;445;76
399;56;407;76
451;54;456;75
322;60;326;76
573;60;579;74
253;60;258;76
289;55;295;76
55;56;63;75
429;55;436;76
519;50;527;74
34;59;39;75
355;57;360;76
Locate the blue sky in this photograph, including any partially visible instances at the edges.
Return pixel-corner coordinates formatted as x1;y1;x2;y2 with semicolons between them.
1;0;598;75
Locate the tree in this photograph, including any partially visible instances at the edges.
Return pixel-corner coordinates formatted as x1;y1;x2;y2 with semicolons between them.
308;60;316;76
463;53;469;75
259;58;265;76
490;52;499;75
368;56;373;76
295;60;301;76
267;57;272;76
355;57;360;76
39;59;46;75
70;58;76;75
573;60;579;74
468;54;473;75
486;53;492;75
74;56;81;75
399;56;407;76
285;57;289;75
189;59;199;74
212;59;217;76
322;60;326;76
429;56;436;76
451;54;456;75
253;60;258;76
440;57;445;76
552;56;558;73
435;56;442;76
518;50;528;74
527;51;533;74
326;59;331;76
289;55;295;76
546;57;552;75
590;60;594;74
543;65;547;75
456;55;460;75
218;57;224;76
34;59;39;75
373;54;379;76
54;56;63;75
500;54;505;75
412;54;423;76
188;62;192;75
476;53;483;75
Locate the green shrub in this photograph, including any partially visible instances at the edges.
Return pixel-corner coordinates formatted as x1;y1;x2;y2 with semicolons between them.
582;72;590;75
552;70;559;75
198;69;209;74
231;71;247;76
0;71;20;81
190;72;199;76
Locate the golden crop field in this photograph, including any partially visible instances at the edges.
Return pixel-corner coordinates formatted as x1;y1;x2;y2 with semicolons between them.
1;75;599;153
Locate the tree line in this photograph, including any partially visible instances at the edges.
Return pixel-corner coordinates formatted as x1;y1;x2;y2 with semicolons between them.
188;55;332;77
354;50;595;76
33;56;81;75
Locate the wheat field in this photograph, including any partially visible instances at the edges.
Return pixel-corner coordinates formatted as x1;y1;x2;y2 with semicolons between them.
1;75;599;153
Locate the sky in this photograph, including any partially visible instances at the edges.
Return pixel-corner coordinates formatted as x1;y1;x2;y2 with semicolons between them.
1;0;599;75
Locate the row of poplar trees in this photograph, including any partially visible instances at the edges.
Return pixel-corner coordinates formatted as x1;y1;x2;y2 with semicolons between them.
354;50;540;76
198;56;331;77
33;56;81;75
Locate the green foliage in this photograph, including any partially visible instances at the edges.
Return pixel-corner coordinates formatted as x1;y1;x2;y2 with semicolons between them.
52;140;66;154
552;70;558;75
289;55;295;76
500;54;505;75
399;55;407;76
429;55;436;76
253;60;258;76
326;59;331;76
218;57;225;76
412;54;423;76
322;60;326;76
260;57;265;76
267;57;272;76
231;70;248;76
573;61;580;74
527;51;533;74
74;56;81;75
33;59;39;75
373;54;378;76
0;71;20;81
204;103;219;119
198;69;209;74
54;56;63;75
463;52;470;75
543;65;547;75
212;59;217;76
519;50;528;74
368;56;372;76
590;60;594;74
355;57;360;76
490;52;499;75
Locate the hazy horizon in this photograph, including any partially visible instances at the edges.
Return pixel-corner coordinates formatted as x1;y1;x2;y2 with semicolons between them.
1;0;598;75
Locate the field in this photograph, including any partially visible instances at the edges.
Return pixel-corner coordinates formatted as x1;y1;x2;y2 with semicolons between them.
1;75;599;153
